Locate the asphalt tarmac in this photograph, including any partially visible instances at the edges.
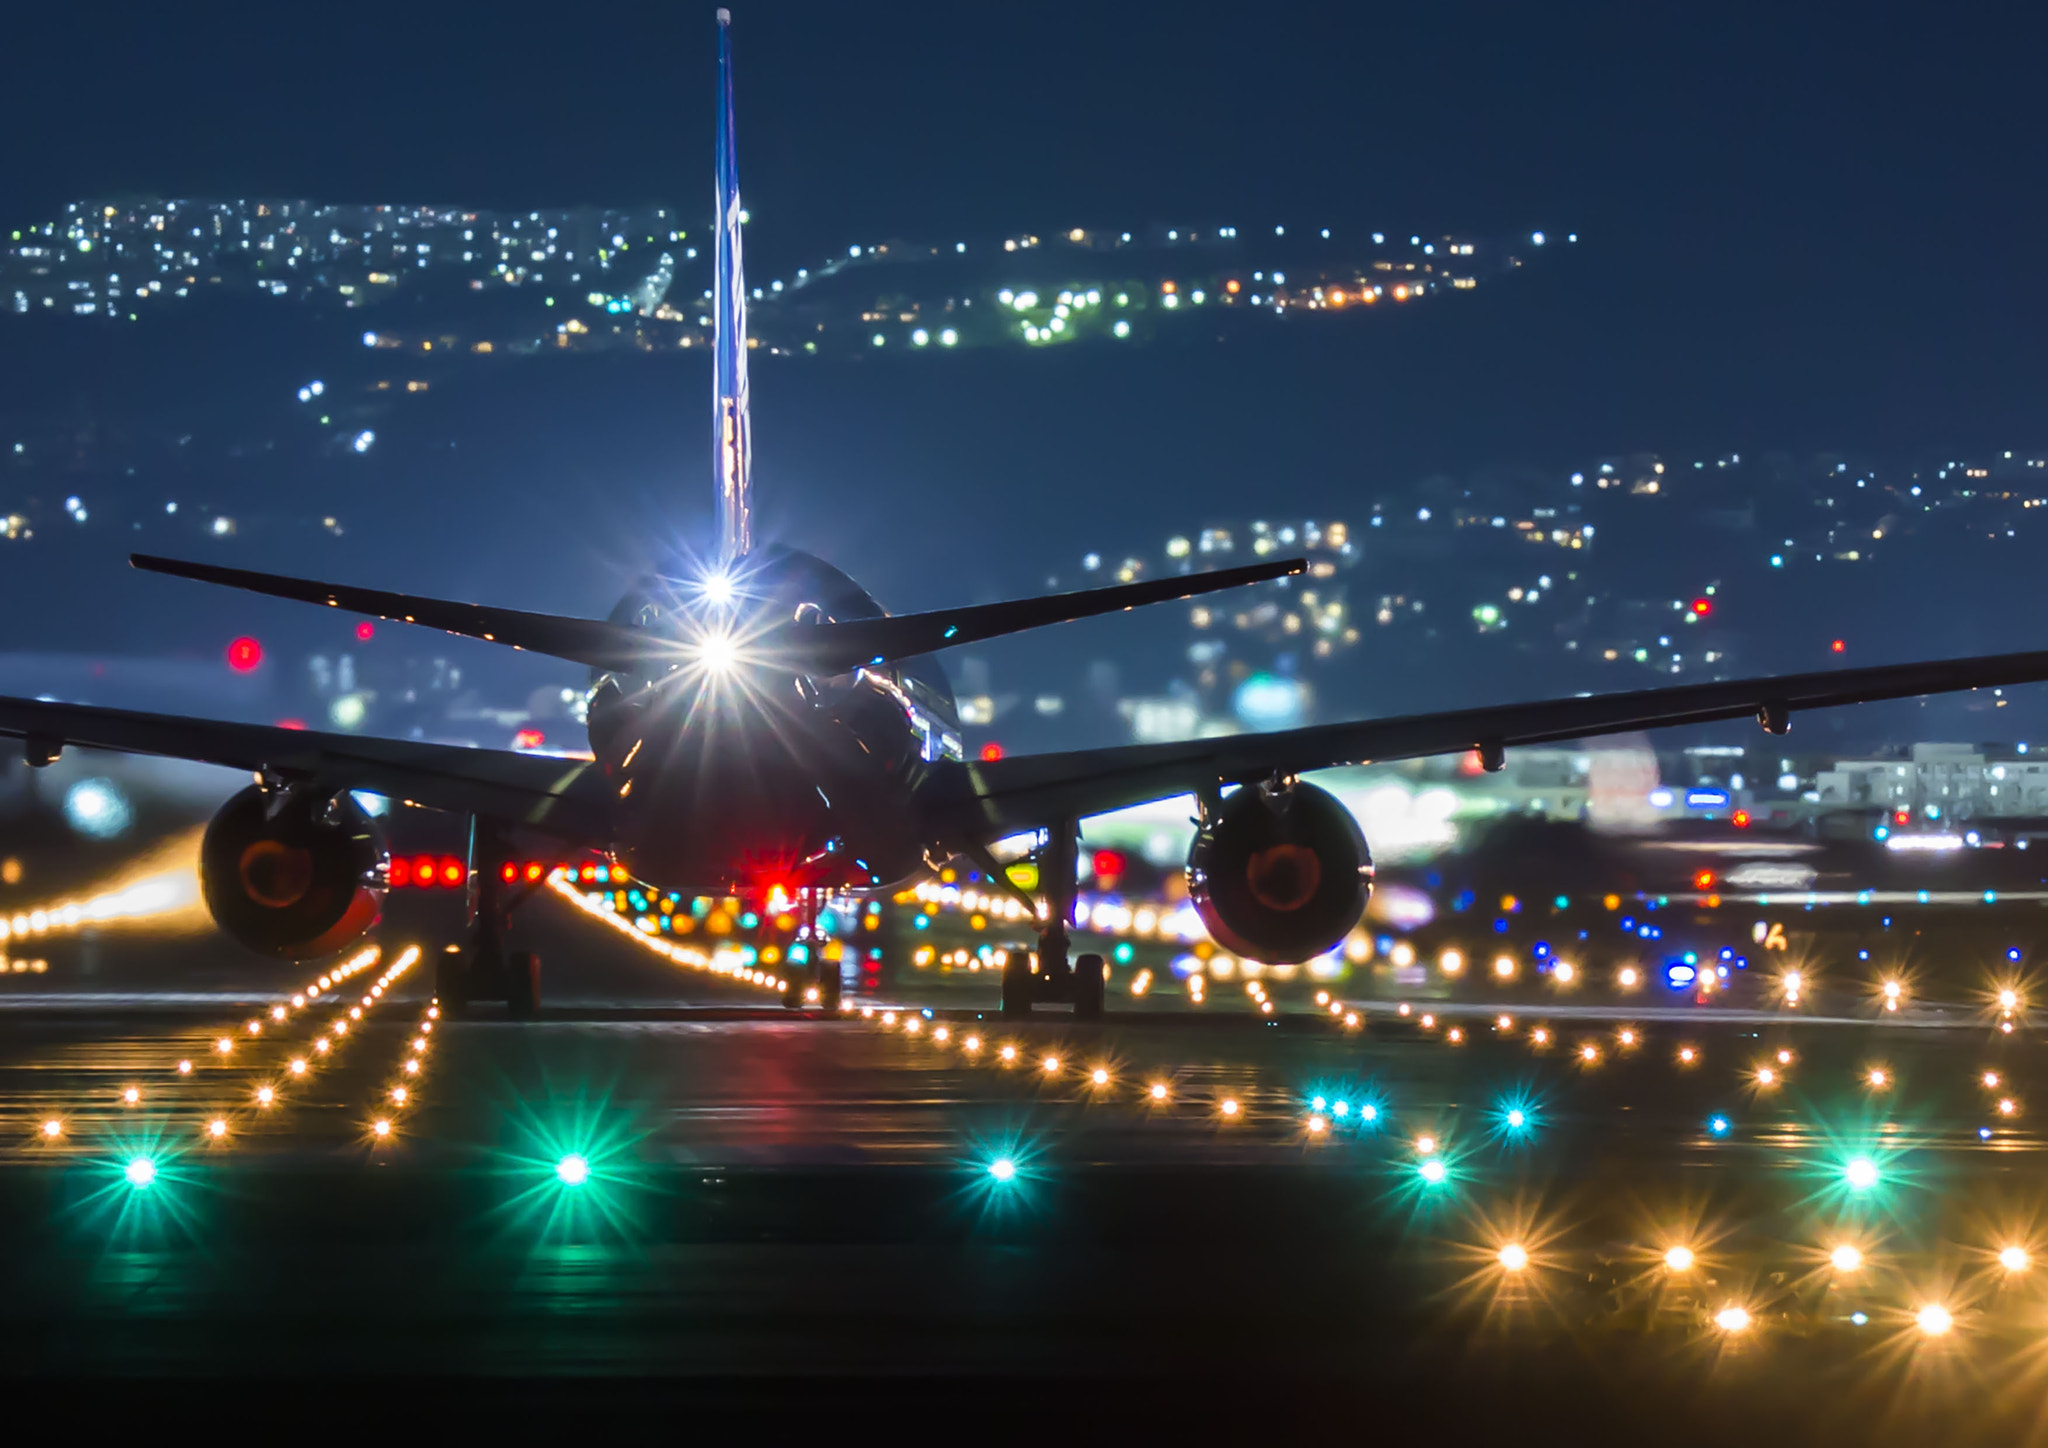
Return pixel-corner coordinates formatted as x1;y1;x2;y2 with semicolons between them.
6;898;2048;1439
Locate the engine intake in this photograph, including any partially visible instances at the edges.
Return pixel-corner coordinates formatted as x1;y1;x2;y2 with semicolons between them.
200;786;385;959
1187;781;1373;964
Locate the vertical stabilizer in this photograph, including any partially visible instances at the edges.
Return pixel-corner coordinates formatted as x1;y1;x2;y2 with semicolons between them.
713;7;753;561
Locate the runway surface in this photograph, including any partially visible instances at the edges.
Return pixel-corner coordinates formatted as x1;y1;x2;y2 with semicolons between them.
5;895;2048;1436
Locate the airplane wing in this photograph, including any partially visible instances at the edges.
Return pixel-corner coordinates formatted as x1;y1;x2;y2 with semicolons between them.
0;695;615;845
957;647;2048;834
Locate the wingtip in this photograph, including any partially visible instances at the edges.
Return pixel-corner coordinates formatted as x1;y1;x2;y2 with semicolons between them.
1284;556;1310;576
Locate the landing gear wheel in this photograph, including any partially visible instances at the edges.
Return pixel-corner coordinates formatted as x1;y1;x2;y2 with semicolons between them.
506;950;541;1018
436;948;470;1015
816;970;842;1013
1073;952;1106;1021
1001;950;1035;1017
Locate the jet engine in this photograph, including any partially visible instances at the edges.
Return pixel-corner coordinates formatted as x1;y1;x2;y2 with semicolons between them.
199;785;385;959
1187;781;1373;964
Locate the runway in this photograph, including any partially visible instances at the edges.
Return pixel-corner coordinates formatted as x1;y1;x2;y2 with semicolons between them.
5;896;2048;1435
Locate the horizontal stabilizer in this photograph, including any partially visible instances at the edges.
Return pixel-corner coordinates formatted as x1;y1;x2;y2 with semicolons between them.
785;558;1308;674
134;552;1307;681
131;555;654;673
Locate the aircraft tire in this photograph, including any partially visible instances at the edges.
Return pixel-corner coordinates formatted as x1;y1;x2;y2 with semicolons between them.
436;948;470;1015
1073;953;1106;1021
1001;950;1034;1017
506;950;540;1018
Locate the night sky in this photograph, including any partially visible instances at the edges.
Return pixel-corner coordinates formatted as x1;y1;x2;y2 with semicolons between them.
4;0;2047;732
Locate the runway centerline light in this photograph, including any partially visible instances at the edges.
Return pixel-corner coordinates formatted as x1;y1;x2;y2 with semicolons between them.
556;1154;590;1186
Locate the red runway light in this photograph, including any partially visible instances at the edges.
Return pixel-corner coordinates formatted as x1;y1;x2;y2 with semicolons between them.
355;621;375;641
1731;809;1751;828
1832;639;1846;653
1691;598;1711;616
1694;869;1716;890
275;718;307;730
500;862;518;883
388;858;412;888
412;854;438;887
226;636;263;673
980;742;1004;762
438;857;465;888
524;862;545;882
512;728;546;750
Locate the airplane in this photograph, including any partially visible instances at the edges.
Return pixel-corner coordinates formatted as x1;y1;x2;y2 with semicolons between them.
7;9;2048;1020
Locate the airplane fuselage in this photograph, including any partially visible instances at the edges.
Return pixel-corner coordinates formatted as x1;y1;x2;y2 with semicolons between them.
584;546;966;896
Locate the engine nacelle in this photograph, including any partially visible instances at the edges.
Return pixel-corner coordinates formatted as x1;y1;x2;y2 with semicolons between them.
200;785;385;960
1187;781;1373;964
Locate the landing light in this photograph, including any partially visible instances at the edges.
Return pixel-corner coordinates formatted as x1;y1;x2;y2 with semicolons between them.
694;632;738;674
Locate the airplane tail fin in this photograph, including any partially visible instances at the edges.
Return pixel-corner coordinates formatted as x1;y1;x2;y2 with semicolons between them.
713;7;752;563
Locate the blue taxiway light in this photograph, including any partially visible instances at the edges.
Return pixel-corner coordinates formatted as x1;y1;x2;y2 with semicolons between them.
1708;1116;1731;1137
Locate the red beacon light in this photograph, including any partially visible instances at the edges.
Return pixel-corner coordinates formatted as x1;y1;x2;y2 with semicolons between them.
1832;639;1847;653
388;858;412;887
979;742;1004;763
225;636;263;673
1691;598;1712;616
438;857;466;888
354;621;376;642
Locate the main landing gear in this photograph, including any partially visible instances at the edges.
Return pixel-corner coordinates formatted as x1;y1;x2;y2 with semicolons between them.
437;818;542;1017
1001;818;1105;1021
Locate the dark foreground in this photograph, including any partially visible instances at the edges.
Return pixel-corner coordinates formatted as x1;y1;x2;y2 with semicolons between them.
5;903;2048;1440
